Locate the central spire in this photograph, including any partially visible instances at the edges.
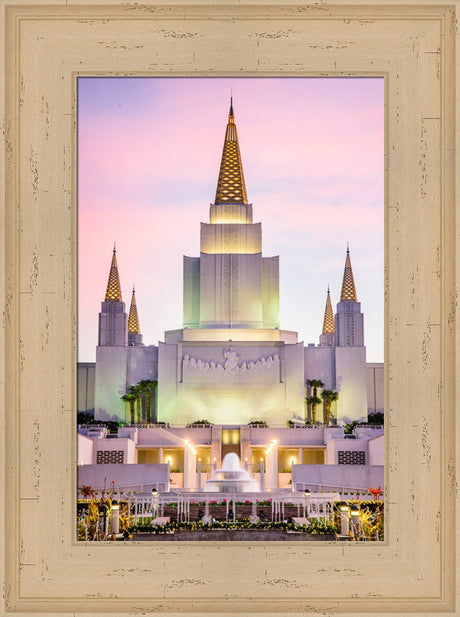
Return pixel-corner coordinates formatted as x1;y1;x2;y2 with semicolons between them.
214;99;248;205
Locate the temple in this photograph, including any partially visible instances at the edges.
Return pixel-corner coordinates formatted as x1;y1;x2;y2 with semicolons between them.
78;101;383;493
89;101;378;428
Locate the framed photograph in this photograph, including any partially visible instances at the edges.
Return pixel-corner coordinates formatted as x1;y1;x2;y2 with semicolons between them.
1;2;457;615
76;75;385;544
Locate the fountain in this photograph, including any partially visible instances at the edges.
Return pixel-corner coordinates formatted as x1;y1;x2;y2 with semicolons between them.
204;452;260;493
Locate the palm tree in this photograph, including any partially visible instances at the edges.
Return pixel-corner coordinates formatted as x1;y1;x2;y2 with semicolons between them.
306;395;322;424
321;389;339;425
150;379;158;423
120;391;136;424
306;379;324;423
137;379;157;424
128;384;142;424
307;379;324;398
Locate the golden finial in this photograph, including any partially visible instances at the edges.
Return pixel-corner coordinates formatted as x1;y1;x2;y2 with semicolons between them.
128;286;141;334
214;98;248;204
104;246;122;301
340;246;358;301
322;287;335;334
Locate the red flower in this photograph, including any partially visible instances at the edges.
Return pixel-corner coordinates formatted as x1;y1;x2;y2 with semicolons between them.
369;486;383;500
79;485;93;498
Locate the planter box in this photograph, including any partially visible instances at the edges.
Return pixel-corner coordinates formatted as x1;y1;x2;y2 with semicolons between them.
132;530;337;542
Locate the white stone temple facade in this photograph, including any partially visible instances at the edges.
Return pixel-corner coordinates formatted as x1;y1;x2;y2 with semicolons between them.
91;101;378;428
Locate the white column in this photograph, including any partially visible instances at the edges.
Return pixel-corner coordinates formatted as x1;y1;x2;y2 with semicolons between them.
183;448;190;489
197;458;202;491
158;447;164;463
260;459;265;492
268;447;278;488
166;460;170;492
184;448;197;490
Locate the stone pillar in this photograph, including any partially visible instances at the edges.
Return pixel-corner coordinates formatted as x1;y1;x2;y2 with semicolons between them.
260;459;265;492
183;448;197;490
266;448;278;489
240;426;252;465
210;425;222;468
197;458;202;491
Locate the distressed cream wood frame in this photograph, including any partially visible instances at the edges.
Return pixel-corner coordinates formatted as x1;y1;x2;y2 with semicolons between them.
0;2;457;615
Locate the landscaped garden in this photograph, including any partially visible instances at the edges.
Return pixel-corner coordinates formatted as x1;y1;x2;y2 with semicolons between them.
77;486;383;542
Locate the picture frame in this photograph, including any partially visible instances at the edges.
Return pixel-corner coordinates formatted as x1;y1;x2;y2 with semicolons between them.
0;2;457;615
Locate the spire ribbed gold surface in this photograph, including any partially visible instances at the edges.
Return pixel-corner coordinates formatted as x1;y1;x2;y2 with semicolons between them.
128;287;140;334
340;249;358;301
322;288;335;333
214;99;248;204
104;248;122;301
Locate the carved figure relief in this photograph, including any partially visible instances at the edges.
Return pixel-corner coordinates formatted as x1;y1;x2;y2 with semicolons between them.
182;347;279;374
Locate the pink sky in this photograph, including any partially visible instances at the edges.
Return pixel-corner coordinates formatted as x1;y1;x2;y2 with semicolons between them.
78;77;384;362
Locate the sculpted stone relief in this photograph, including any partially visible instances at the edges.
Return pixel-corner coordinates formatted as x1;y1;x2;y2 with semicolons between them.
182;347;280;374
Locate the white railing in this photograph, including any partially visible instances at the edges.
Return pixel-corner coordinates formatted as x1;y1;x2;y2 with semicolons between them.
294;482;376;498
130;490;338;524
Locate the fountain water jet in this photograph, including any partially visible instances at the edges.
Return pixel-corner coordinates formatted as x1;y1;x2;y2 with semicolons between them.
204;453;260;493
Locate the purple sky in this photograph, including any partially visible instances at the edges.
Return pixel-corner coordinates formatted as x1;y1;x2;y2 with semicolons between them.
78;77;384;362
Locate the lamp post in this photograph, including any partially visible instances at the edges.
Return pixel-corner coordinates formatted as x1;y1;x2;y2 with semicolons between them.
338;501;350;537
111;500;120;534
151;488;159;520
304;489;311;518
98;504;108;539
350;504;360;540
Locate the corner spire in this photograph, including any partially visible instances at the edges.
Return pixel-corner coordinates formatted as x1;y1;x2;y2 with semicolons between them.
128;286;141;334
214;99;248;205
104;247;122;301
322;287;335;334
340;246;358;301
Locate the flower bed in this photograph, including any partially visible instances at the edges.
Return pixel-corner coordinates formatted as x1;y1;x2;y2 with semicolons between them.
126;518;336;538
